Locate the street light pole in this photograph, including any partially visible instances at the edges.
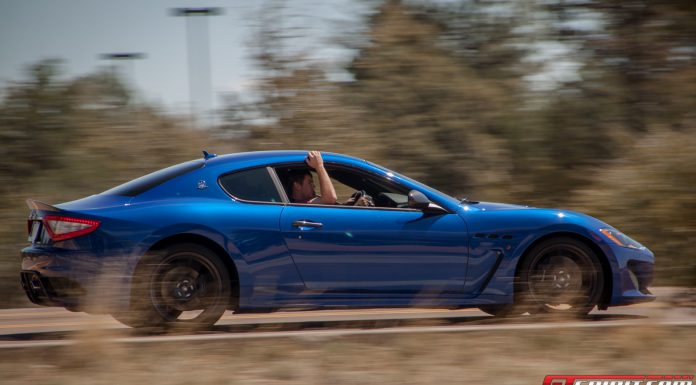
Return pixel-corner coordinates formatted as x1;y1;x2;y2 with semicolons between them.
172;7;223;127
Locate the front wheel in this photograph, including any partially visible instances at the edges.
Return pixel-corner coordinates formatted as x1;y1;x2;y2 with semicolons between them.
112;243;231;330
483;237;604;318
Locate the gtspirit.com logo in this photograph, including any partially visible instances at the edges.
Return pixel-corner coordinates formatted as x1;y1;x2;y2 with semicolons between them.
543;375;694;385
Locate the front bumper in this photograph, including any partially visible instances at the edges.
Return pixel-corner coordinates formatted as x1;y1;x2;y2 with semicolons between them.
606;243;656;306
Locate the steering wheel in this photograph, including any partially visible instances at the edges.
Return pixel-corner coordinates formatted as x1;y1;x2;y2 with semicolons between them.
348;190;375;207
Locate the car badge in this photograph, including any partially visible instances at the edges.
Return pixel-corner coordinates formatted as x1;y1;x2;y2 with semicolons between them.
197;180;208;190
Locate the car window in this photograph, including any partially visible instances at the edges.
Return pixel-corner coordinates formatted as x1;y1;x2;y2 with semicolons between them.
275;163;410;208
219;167;282;203
326;165;410;208
366;160;460;207
328;174;357;203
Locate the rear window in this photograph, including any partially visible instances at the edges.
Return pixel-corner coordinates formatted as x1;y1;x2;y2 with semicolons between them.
103;159;204;197
219;167;282;203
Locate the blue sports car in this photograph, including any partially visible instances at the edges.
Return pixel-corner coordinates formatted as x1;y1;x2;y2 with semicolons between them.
21;151;655;329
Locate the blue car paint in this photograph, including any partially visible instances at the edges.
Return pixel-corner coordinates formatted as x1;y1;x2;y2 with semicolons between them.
20;150;655;313
279;204;469;293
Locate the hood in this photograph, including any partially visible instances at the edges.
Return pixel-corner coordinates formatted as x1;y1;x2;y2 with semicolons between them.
459;201;613;232
462;201;531;211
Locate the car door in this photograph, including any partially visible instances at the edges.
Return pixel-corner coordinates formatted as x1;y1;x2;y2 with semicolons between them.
277;166;469;294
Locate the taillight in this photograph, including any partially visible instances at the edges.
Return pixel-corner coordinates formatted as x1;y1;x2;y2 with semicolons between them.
43;215;100;241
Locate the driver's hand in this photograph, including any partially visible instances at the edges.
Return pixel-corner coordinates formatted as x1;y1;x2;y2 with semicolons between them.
305;151;324;169
354;197;370;206
343;196;368;206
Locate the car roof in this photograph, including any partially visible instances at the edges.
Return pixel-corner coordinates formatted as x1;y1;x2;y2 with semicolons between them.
203;150;368;170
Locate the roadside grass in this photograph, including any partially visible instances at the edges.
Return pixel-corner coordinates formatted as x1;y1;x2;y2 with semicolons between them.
0;324;694;385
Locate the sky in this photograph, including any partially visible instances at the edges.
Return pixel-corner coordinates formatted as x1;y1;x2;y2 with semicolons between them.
0;0;369;113
0;0;600;116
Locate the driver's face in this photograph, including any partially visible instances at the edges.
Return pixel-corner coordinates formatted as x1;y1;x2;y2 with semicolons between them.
296;174;316;201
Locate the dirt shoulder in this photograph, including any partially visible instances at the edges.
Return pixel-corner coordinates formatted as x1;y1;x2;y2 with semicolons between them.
1;324;694;385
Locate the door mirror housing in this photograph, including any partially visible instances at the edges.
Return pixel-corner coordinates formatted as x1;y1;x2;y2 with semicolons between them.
407;190;431;210
408;190;448;214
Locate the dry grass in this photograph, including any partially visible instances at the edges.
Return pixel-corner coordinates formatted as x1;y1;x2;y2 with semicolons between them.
1;324;694;385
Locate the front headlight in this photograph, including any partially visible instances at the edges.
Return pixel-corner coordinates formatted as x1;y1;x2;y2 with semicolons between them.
599;228;645;250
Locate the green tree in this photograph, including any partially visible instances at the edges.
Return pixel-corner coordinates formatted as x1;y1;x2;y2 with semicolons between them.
0;59;75;187
346;1;516;199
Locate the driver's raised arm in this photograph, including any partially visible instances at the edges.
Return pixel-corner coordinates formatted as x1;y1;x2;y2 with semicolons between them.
306;151;338;205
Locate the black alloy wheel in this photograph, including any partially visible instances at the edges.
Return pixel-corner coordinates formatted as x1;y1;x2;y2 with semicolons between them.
481;237;604;318
112;243;231;330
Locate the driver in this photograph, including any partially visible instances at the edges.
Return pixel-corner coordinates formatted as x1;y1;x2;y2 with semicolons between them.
288;151;372;206
288;151;338;205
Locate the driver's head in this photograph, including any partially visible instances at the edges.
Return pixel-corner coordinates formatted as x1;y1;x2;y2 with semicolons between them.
288;170;315;203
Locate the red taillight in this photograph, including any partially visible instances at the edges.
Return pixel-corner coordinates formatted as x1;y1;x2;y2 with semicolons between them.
42;215;100;241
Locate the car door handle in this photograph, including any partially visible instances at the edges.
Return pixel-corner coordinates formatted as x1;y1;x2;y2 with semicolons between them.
292;220;323;229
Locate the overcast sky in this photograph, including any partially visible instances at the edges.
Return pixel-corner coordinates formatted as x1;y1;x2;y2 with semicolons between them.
0;0;368;113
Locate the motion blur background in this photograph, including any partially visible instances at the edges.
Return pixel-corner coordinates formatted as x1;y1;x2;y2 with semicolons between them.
1;0;695;307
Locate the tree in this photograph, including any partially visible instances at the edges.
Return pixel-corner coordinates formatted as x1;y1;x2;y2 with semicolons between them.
573;128;696;285
345;1;516;199
0;59;75;186
0;60;214;306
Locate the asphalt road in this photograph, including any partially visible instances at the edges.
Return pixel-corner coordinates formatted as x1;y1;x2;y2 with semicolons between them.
0;287;693;348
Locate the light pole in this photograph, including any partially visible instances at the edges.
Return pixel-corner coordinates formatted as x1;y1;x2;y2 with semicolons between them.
172;7;223;127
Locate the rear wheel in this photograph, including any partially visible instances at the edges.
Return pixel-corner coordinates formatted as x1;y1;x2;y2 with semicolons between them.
481;237;604;318
112;243;231;330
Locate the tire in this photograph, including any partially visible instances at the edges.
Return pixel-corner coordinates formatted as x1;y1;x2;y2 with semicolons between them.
483;237;604;318
478;304;513;317
112;243;231;330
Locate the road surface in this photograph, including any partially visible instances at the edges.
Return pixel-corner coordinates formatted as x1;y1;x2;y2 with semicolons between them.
0;287;693;348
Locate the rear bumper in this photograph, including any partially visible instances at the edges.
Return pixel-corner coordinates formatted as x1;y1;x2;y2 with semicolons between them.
20;246;134;313
20;270;86;309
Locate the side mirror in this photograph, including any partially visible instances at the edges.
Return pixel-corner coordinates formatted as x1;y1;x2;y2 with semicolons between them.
407;190;430;210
